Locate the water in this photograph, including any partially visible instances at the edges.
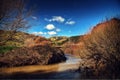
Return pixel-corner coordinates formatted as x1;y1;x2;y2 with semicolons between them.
0;54;81;79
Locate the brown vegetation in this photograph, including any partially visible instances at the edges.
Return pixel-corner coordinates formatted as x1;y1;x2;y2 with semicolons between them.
24;36;52;47
61;36;83;57
0;45;66;67
79;18;120;79
0;0;67;72
62;43;81;57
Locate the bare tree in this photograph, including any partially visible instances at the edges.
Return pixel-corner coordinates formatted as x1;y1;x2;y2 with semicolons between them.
0;0;33;45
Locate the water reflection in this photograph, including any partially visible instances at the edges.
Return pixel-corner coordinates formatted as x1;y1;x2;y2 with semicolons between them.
0;54;81;79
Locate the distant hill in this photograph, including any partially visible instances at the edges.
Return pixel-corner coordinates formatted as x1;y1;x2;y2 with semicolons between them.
49;35;83;46
0;30;47;47
49;36;68;46
69;35;83;44
0;29;84;47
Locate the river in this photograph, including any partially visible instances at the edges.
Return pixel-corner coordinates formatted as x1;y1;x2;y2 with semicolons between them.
0;54;82;79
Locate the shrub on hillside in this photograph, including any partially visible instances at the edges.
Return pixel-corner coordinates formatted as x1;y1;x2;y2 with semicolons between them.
0;46;17;53
24;38;35;47
34;36;52;46
0;45;66;67
24;36;51;47
79;18;120;79
62;43;81;57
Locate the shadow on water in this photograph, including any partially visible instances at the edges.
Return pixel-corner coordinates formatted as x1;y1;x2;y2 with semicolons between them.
0;66;81;79
0;69;81;79
0;54;81;79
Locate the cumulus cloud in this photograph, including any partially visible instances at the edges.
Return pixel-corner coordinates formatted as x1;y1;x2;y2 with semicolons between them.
48;31;57;35
56;28;61;32
44;18;51;22
52;16;65;23
45;24;55;30
31;16;37;20
65;21;75;25
45;16;65;23
32;32;43;35
32;31;46;35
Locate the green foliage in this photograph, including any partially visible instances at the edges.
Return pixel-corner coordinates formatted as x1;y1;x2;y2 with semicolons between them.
0;46;17;53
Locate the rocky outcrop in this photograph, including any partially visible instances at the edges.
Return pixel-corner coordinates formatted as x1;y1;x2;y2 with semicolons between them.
0;45;66;67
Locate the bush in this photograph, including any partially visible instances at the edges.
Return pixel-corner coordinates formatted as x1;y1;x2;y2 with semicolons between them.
62;43;81;57
0;46;17;53
80;18;120;78
0;45;66;67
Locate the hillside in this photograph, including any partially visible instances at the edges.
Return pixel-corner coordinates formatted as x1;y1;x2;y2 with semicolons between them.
49;36;68;46
0;30;37;47
0;30;67;67
0;29;84;47
0;29;84;57
49;35;83;46
69;35;83;44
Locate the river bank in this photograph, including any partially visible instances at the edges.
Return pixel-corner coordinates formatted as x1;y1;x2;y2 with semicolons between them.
0;54;81;79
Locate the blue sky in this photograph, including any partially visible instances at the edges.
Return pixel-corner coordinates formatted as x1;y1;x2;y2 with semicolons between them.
28;0;120;38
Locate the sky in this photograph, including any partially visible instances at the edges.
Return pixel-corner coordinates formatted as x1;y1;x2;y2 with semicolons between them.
28;0;120;38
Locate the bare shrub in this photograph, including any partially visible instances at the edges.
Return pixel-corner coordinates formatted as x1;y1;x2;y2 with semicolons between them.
80;18;120;78
0;45;66;67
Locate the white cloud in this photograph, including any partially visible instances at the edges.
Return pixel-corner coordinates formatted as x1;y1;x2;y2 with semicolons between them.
52;16;65;23
32;31;43;35
65;21;75;25
56;28;61;32
44;32;47;35
45;24;55;30
38;32;44;35
31;16;37;20
32;31;47;35
45;16;65;23
48;31;57;35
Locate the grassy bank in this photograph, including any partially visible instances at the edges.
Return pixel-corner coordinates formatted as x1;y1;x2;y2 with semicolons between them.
0;46;17;53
